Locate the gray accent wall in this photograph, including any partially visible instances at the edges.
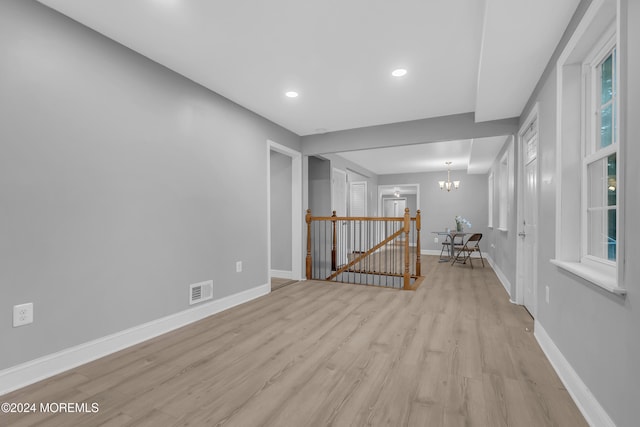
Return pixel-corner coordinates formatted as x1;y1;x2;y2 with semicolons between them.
490;0;639;425
270;151;292;271
323;153;379;216
378;172;489;255
308;156;331;217
485;136;518;297
0;0;300;370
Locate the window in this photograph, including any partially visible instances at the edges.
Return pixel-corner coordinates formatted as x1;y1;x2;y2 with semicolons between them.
552;0;624;295
488;173;494;228
584;44;618;264
498;151;508;231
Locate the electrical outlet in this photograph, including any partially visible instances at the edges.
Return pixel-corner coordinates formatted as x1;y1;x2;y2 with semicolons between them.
433;237;439;243
545;286;550;304
13;303;34;327
236;261;242;273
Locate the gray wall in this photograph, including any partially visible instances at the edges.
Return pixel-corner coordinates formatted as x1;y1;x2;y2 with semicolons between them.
489;0;639;425
378;172;489;254
0;0;301;370
308;156;331;217
270;151;292;271
485;136;518;296
324;153;379;217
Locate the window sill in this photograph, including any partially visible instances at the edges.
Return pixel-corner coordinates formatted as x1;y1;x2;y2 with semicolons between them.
550;259;626;296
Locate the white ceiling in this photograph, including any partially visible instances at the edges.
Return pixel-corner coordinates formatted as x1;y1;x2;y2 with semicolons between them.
337;136;508;175
36;0;580;137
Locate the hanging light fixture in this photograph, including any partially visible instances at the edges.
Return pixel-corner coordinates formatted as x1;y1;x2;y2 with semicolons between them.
438;161;460;192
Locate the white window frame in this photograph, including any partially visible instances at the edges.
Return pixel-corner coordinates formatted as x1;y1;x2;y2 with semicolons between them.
581;30;618;269
498;151;509;231
551;0;625;296
488;173;494;228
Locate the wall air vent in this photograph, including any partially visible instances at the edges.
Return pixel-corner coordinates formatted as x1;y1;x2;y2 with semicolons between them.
189;280;213;305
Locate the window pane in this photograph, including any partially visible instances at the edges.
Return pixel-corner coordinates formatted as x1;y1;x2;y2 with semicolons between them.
608;208;617;261
613;49;617;143
601;53;613;104
588;209;605;259
600;104;613;148
587;155;617;262
587;208;616;260
607;153;617;206
587;158;605;209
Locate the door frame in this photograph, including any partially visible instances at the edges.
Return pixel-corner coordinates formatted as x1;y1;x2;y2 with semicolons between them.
516;104;539;313
377;184;421;215
267;140;303;285
383;197;408;217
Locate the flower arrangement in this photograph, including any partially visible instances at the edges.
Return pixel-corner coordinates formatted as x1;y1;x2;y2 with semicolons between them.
455;216;472;232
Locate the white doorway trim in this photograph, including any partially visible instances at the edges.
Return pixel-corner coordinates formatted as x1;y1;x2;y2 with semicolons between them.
377;184;421;215
267;140;303;285
516;104;539;312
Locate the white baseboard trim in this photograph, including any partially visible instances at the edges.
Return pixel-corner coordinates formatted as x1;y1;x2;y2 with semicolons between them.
485;255;515;302
270;269;293;280
422;249;441;256
534;321;616;427
0;283;270;396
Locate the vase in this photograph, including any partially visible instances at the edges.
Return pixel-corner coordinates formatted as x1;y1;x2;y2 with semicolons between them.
456;223;463;232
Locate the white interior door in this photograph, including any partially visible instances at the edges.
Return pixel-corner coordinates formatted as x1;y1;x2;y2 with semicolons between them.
522;151;538;316
332;169;348;266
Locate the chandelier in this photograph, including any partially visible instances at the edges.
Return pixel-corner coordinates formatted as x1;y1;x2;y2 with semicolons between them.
438;161;460;192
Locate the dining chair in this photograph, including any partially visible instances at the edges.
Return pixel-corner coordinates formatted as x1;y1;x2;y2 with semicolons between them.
439;232;464;260
451;233;484;268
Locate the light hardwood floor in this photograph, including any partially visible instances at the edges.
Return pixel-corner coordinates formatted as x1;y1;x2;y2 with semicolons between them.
0;256;586;426
270;277;298;291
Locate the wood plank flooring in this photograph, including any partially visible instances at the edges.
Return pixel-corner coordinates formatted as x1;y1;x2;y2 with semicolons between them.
270;277;298;291
0;256;587;426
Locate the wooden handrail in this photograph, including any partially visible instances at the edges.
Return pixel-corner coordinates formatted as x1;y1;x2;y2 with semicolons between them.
309;215;417;222
305;208;424;289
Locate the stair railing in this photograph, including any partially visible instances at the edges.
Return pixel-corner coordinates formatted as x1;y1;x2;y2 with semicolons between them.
305;208;422;290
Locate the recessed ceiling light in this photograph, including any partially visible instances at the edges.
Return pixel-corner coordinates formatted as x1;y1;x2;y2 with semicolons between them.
285;91;299;98
392;68;407;77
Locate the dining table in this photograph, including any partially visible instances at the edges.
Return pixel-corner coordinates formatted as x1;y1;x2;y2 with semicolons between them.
431;231;471;262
